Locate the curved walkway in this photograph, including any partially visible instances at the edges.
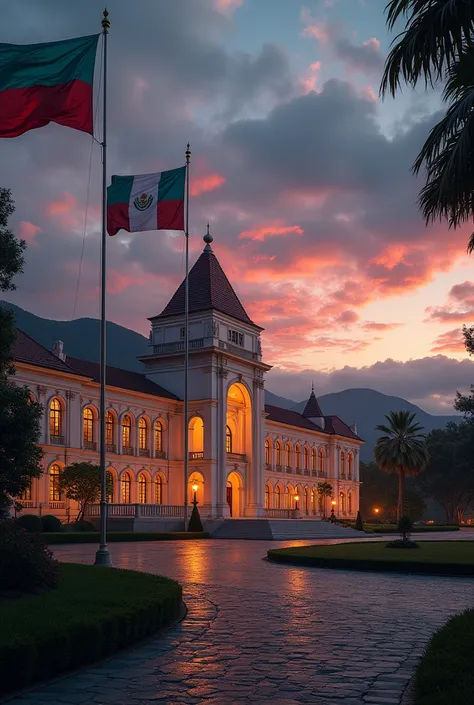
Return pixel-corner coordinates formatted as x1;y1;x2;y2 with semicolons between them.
6;535;474;705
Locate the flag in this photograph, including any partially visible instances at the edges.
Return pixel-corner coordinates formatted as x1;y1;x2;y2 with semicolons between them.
0;34;99;138
107;167;186;236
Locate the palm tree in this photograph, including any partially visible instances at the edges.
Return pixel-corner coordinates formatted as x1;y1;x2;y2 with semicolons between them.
317;481;333;519
381;1;474;249
374;411;429;521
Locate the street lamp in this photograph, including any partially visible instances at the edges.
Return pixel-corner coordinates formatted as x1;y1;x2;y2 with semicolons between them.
192;483;199;505
330;499;336;522
294;494;299;511
374;507;380;522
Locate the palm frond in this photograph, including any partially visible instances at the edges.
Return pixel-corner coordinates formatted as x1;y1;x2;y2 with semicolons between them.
374;409;429;475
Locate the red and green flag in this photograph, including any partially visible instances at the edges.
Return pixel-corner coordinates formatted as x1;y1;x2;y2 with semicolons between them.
0;34;99;138
107;167;186;236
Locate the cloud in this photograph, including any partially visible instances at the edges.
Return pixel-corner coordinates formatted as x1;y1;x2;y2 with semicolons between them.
431;328;465;354
239;222;304;242
191;173;227;197
335;37;384;75
426;281;474;323
300;61;322;95
214;0;243;14
362;321;403;331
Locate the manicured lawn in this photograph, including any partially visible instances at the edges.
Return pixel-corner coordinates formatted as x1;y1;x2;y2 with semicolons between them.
44;531;209;543
268;541;474;576
414;609;474;705
0;563;182;696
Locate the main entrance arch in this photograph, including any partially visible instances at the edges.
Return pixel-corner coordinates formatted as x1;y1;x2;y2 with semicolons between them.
226;382;252;516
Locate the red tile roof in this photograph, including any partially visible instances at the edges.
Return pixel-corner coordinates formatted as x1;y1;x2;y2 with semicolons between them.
152;247;258;327
265;404;363;441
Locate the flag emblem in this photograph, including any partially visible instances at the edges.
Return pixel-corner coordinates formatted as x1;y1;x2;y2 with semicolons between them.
134;192;154;211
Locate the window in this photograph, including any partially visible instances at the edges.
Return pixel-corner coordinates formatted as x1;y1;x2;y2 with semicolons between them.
20;483;32;501
138;417;148;450
311;448;317;471
296;445;301;470
138;473;147;503
226;426;232;454
106;470;114;503
340;491;346;513
304;447;309;471
265;439;271;466
275;485;281;509
154;421;163;453
341;451;346;476
265;485;270;509
285;443;291;468
276;442;282;467
106;411;114;445
319;449;325;474
83;408;94;443
348;453;353;478
155;476;163;504
49;398;62;438
121;472;131;503
122;415;132;448
305;488;310;514
284;486;291;508
228;329;244;347
49;464;62;502
348;491;352;514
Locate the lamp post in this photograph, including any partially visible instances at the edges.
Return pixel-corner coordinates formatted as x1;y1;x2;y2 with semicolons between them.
294;494;299;511
330;499;336;522
374;507;380;523
192;483;199;505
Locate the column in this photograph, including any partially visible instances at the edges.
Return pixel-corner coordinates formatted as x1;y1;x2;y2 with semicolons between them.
215;368;230;517
245;378;264;517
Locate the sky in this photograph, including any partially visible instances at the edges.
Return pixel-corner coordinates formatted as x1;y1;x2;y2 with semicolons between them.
2;0;474;414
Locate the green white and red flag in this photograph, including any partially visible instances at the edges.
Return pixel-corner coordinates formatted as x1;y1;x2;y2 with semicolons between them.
0;34;99;138
107;167;186;236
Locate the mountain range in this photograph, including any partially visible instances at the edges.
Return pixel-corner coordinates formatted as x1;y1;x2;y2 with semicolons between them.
2;301;461;461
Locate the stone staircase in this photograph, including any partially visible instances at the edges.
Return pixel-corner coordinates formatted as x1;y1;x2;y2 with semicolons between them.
207;518;365;540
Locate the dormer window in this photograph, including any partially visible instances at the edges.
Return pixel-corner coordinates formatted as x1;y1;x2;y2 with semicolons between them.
228;329;244;347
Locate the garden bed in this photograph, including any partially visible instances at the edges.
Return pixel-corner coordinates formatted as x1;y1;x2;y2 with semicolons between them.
267;541;474;576
44;531;209;544
414;608;474;705
0;563;182;696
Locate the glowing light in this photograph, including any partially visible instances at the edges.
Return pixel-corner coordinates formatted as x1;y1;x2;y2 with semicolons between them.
192;483;199;492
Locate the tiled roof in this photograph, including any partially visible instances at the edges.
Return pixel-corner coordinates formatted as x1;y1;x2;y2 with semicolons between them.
152;246;257;327
65;356;179;400
13;329;81;375
265;404;363;441
302;390;323;418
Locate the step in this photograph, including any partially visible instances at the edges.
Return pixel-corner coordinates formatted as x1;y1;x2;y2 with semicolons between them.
208;518;365;540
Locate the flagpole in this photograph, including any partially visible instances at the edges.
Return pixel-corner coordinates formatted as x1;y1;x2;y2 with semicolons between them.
184;143;191;531
95;8;112;567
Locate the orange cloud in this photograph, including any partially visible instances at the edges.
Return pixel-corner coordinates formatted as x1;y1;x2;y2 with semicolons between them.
191;173;226;197
362;321;404;331
45;191;77;216
17;220;42;246
239;221;304;242
431;328;465;354
426;280;474;322
300;62;322;95
301;8;331;43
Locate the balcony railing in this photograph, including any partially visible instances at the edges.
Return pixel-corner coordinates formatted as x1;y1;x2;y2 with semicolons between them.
227;452;246;462
50;435;64;445
84;440;97;451
122;446;134;455
106;443;116;453
139;448;150;457
276;464;283;472
285;466;292;473
85;503;185;519
152;339;204;355
155;450;167;459
19;500;35;508
218;340;259;361
189;451;204;460
49;501;65;510
264;508;299;519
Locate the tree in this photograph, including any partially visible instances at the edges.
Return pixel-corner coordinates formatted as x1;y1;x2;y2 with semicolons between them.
381;2;474;249
58;463;112;522
420;422;474;524
360;461;426;522
374;411;429;521
317;482;333;518
455;324;474;415
0;188;43;510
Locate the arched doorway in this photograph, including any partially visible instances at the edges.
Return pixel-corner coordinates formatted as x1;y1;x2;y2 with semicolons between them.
226;382;252;516
227;470;243;517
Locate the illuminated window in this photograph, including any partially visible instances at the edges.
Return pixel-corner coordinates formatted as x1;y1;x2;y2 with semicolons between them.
138;417;148;450
296;445;301;470
49;398;62;437
305;488;310;514
276;442;282;466
341;452;346;475
348;491;352;514
121;472;131;503
20;483;32;501
265;485;270;509
340;491;346;513
122;415;132;448
265;439;271;465
138;473;147;503
83;408;94;443
226;426;232;454
106;411;114;445
106;470;114;503
311;448;317;471
284;486;291;508
154;421;163;452
49;464;62;501
275;486;281;508
285;443;291;468
155;476;162;504
319;449;325;474
304;447;309;471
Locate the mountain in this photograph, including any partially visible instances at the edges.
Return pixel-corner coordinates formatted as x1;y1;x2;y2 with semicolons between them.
3;303;462;460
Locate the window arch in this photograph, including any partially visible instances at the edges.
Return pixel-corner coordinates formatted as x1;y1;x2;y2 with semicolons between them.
49;397;63;441
155;475;163;504
311;447;317;472
304;446;309;471
275;485;281;509
106;411;115;448
121;472;131;503
122;414;132;452
285;443;292;469
226;426;232;454
83;407;94;445
340;491;346;514
265;439;271;466
49;463;62;502
276;441;282;468
154;420;163;454
341;451;346;476
138;472;147;503
295;444;301;471
319;448;325;475
265;484;271;509
188;416;204;455
138;417;148;454
348;453;353;479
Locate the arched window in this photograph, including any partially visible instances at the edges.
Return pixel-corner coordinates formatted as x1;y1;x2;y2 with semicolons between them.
155;475;163;504
122;415;132;451
265;484;270;509
106;470;114;503
154;421;163;454
304;447;309;471
275;485;281;509
106;411;114;447
319;449;325;475
49;463;62;502
311;448;317;472
348;453;353;479
284;486;291;508
20;483;32;502
83;407;94;444
138;417;148;452
340;491;346;514
341;451;346;477
226;426;232;454
49;398;63;440
138;473;147;503
265;439;271;466
285;443;291;469
305;487;310;515
189;416;204;455
296;445;301;471
348;491;352;515
121;472;131;503
276;442;282;467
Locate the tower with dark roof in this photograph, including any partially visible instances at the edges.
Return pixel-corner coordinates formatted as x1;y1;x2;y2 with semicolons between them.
301;383;325;430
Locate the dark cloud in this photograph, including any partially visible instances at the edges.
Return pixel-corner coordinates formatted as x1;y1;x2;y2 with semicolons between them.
335;36;384;75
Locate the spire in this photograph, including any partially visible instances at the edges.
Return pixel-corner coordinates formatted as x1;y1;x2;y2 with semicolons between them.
203;222;213;252
302;385;323;419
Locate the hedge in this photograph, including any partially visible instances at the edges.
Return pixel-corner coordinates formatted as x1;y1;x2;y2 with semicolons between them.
44;531;209;544
0;563;182;696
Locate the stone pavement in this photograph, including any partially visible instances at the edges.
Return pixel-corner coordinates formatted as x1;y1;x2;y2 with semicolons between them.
6;535;474;705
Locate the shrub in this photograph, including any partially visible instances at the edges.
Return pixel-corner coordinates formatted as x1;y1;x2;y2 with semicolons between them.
40;514;62;533
62;520;95;532
398;516;414;541
0;519;59;593
355;511;364;532
188;503;204;533
386;538;420;549
15;514;42;533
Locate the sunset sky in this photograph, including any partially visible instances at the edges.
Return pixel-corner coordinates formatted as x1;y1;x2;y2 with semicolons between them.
2;0;474;413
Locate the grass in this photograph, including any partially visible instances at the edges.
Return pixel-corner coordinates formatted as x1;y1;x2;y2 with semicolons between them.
267;541;474;576
414;609;474;705
44;531;209;544
339;521;460;534
0;563;182;696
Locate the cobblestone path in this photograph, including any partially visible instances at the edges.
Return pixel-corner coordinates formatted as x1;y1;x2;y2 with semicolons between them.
6;537;474;705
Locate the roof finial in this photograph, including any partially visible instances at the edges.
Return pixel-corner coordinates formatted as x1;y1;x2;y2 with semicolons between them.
203;222;213;251
311;380;315;394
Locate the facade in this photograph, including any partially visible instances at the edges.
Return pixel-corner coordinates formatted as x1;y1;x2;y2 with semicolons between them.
12;232;363;524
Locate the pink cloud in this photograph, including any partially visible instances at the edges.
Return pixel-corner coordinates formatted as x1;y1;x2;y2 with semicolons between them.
300;62;322;95
239;221;304;242
431;328;465;354
214;0;244;14
362;321;403;331
191;173;226;197
17;220;42;246
426;280;474;322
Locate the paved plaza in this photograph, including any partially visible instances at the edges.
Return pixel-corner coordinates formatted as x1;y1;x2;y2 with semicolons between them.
6;533;474;705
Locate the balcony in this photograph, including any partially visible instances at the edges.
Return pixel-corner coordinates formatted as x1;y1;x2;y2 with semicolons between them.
50;435;64;445
189;451;204;460
122;445;134;455
106;443;116;453
155;450;167;459
285;466;292;473
139;448;150;458
218;340;259;361
84;440;97;451
152;338;204;355
227;452;246;462
49;501;65;510
276;464;283;472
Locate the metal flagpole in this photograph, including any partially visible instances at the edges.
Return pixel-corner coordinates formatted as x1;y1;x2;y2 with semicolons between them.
95;8;112;567
184;143;191;531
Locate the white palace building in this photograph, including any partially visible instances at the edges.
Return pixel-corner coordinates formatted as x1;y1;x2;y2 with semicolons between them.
12;231;363;535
